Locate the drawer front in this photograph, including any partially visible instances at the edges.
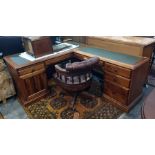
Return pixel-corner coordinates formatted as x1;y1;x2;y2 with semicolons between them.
74;53;89;60
104;80;129;105
74;53;104;66
45;53;72;65
18;63;44;76
104;71;130;88
104;62;131;78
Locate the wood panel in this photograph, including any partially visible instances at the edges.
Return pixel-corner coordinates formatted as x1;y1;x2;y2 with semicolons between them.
143;44;155;61
25;78;35;95
4;47;150;112
23;37;53;58
104;80;129;105
104;71;130;88
86;36;155;62
128;60;150;104
33;75;42;91
86;37;142;56
45;53;73;65
19;69;45;79
18;63;44;76
104;62;131;78
17;65;48;105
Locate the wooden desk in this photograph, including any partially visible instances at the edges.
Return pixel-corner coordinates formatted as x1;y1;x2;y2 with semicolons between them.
4;50;73;106
4;48;149;112
86;36;155;61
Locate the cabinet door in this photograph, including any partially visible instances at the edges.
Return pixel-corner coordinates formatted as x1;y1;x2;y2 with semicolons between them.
18;64;48;104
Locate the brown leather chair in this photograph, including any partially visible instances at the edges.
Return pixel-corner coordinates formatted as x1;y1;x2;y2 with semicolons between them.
54;57;100;109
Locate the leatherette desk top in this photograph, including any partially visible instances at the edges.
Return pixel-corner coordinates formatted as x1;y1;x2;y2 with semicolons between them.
4;47;148;70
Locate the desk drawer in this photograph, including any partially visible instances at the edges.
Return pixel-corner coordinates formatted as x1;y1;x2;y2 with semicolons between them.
104;62;131;78
104;71;130;88
18;63;44;76
104;80;129;105
74;53;89;60
45;53;72;65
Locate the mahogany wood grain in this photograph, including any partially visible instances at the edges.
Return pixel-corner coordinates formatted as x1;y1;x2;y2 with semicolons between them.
128;60;150;104
4;48;149;111
86;36;155;61
104;71;130;88
45;53;73;65
104;62;131;78
73;49;149;112
23;37;53;58
104;80;129;105
86;37;142;56
18;63;44;76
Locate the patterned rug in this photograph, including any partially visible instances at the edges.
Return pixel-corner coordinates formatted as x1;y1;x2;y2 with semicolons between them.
24;78;123;119
148;64;155;87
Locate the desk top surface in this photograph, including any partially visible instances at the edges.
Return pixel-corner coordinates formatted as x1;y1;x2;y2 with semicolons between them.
79;47;143;65
4;46;148;70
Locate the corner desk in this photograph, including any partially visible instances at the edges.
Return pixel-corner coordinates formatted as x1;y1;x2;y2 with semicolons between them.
4;47;149;112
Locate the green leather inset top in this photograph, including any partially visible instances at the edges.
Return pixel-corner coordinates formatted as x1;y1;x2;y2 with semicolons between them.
11;47;143;65
79;47;143;65
11;54;30;65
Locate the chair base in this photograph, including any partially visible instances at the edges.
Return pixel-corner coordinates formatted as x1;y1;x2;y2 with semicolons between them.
71;92;79;110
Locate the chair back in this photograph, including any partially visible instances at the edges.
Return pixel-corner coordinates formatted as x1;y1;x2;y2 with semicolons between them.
54;57;99;91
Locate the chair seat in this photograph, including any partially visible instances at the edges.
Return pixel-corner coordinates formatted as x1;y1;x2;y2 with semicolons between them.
53;57;100;109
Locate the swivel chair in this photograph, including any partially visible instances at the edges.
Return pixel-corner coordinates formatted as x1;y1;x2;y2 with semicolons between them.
54;57;100;109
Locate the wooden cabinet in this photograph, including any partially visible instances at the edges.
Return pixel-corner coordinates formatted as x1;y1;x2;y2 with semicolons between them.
4;46;150;112
23;37;53;58
73;50;149;112
4;51;73;106
104;61;149;110
17;63;48;105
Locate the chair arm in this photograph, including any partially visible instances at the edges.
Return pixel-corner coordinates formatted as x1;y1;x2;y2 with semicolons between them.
55;64;69;76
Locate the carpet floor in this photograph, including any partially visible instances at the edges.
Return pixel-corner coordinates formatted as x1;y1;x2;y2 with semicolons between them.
24;78;123;119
